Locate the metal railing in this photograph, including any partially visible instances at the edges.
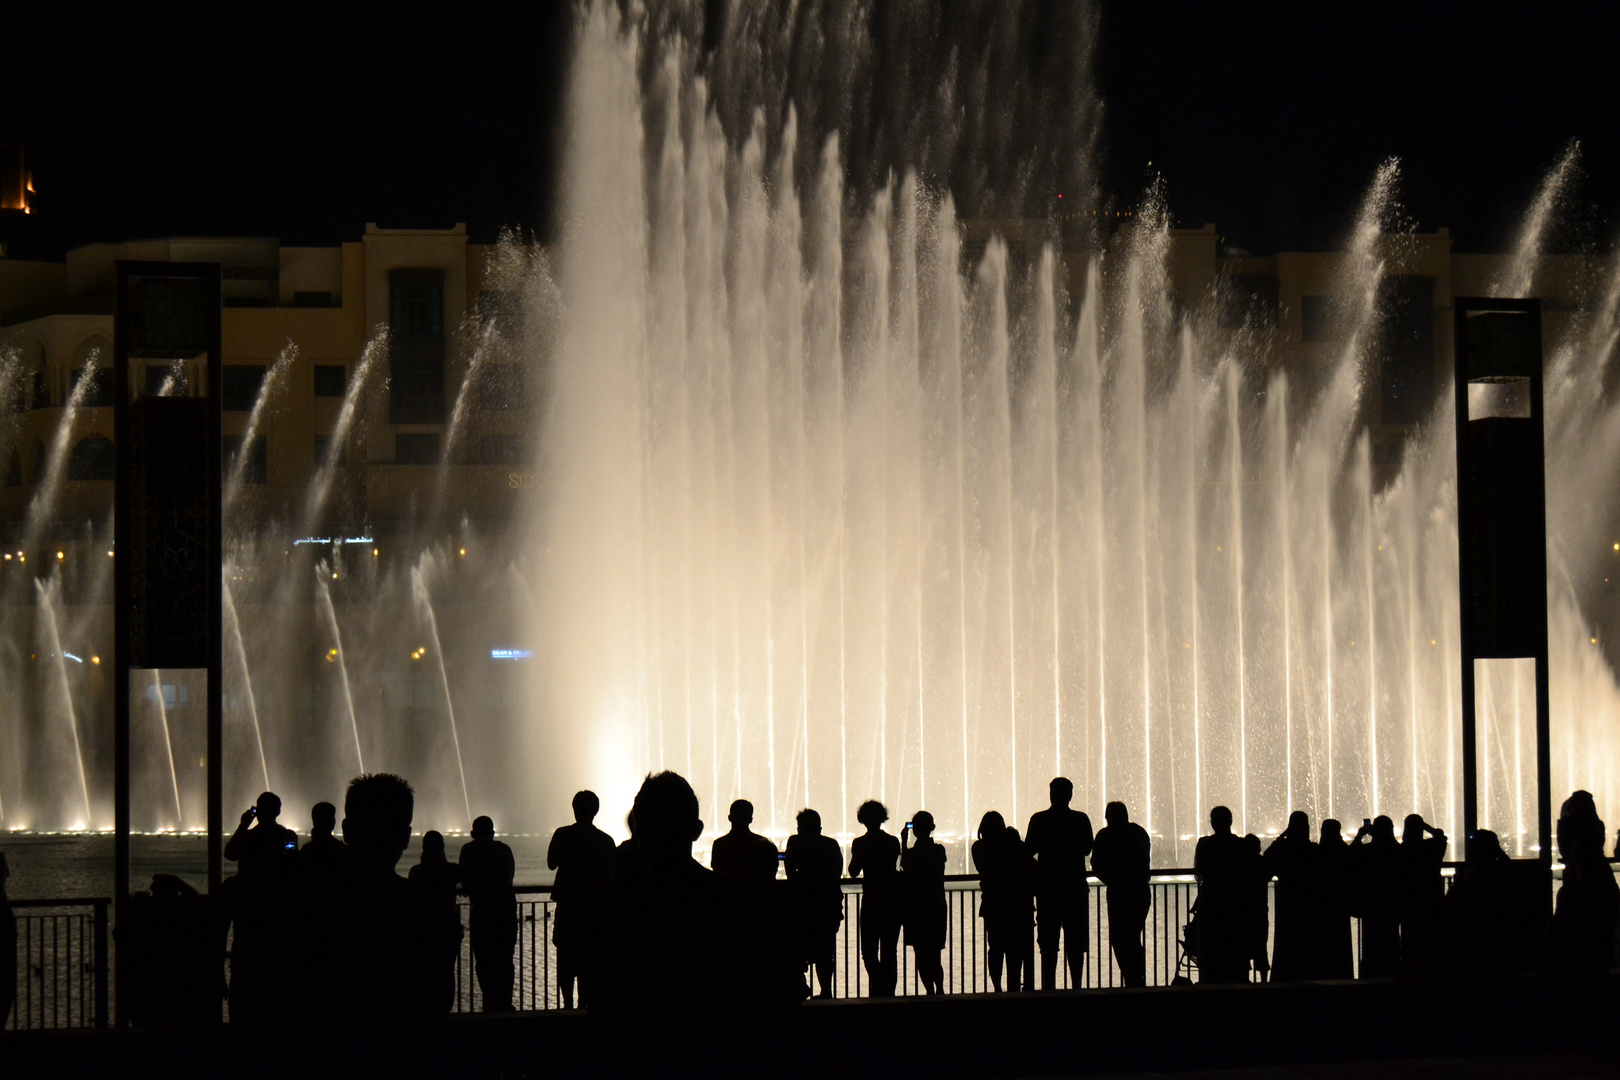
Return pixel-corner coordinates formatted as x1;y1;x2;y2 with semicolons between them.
5;899;109;1031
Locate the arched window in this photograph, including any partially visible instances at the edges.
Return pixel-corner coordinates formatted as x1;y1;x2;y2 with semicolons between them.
73;336;114;407
67;435;115;482
30;341;50;410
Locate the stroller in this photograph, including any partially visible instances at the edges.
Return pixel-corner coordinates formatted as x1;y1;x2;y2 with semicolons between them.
1173;907;1200;985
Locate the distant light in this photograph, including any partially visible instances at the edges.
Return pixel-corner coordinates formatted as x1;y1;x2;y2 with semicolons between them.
107;550;114;557
56;551;64;560
372;548;379;557
332;572;338;579
63;652;83;663
1593;638;1599;645
458;548;466;557
17;554;23;563
491;649;534;660
3;554;9;561
91;655;101;665
1613;543;1618;551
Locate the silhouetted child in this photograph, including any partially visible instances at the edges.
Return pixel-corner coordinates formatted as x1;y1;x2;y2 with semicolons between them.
1092;801;1152;987
548;789;617;1008
972;811;1035;991
1193;806;1250;983
847;799;902;996
459;815;517;1011
785;808;844;998
409;831;463;1013
902;810;947;994
1263;811;1317;981
1025;777;1094;989
1351;815;1401;978
1397;814;1447;976
710;798;780;884
1315;819;1354;978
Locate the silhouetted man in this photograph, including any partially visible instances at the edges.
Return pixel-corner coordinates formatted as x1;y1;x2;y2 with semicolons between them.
1;852;14;1029
1315;819;1354;978
1092;801;1151;987
548;790;616;1008
785;808;843;998
848;799;903;996
409;831;463;1013
594;771;795;1077
710;798;779;884
1397;814;1447;975
1194;806;1251;983
1548;790;1620;976
1025;777;1093;989
299;801;346;872
224;791;298;1023
459;816;517;1012
1263;811;1318;981
1351;815;1401;978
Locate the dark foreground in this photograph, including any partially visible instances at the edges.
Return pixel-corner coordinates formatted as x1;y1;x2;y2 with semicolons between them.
7;975;1616;1080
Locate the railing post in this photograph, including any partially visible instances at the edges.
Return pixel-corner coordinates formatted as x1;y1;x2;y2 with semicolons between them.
93;900;109;1028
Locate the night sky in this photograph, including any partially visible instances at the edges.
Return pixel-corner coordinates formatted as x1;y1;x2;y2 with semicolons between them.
2;1;1617;259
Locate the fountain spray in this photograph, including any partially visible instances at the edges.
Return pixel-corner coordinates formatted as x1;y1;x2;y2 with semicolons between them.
148;670;185;829
411;556;472;822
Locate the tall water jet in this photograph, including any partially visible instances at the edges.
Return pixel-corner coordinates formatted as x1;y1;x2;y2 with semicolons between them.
222;576;271;792
315;563;364;775
148;670;185;828
410;556;472;822
224;342;295;517
34;577;92;827
301;331;385;536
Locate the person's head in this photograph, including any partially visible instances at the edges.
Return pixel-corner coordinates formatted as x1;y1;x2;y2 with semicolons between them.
1402;814;1426;843
911;810;935;840
311;801;336;837
796;808;821;836
1372;815;1395;842
1105;801;1129;828
1557;789;1605;863
631;771;703;862
342;774;415;871
729;799;755;828
1049;777;1073;808
1466;829;1507;868
978;810;1006;840
857;799;888;831
255;791;282;823
1244;833;1261;853
421;830;445;862
472;815;494;841
1285;810;1310;841
1210;806;1233;834
1320;818;1343;844
573;790;600;825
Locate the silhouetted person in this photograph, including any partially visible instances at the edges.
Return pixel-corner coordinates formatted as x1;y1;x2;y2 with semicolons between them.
785;808;844;998
710;798;779;884
224;791;299;1023
1441;830;1536;979
459;815;517;1012
1193;806;1251;983
1263;811;1317;981
847;799;902;996
549;790;617;1008
1315;819;1355;978
902;811;947;994
593;771;796;1078
1242;833;1270;982
972;811;1035;991
1397;814;1447;975
1547;790;1619;976
1092;801;1152;987
1;852;14;1029
409;831;463;1013
298;801;347;883
1351;815;1402;978
1025;777;1093;989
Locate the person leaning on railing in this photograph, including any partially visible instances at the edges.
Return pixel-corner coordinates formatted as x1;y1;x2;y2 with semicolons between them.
847;800;903;997
901;811;947;995
1092;802;1151;988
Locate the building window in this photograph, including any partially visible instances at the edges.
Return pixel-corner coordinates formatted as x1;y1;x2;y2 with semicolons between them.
1220;275;1279;330
389;269;446;424
1300;296;1341;343
67;435;115;482
222;364;267;411
314;435;347;468
1377;276;1436;425
223;434;268;484
395;432;440;465
313;364;347;398
293;290;337;308
477;363;525;410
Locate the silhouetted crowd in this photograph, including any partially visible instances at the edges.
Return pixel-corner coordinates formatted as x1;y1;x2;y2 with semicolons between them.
1;770;1617;1054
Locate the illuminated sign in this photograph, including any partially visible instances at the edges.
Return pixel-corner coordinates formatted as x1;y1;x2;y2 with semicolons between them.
292;536;374;546
490;649;534;660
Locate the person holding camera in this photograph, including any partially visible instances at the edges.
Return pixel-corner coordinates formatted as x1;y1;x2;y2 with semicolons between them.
1350;815;1401;978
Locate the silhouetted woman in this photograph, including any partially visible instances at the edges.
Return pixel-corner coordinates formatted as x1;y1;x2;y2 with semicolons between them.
1242;833;1270;982
972;812;1035;991
1351;815;1401;978
1315;819;1354;978
901;811;947;994
848;799;902;997
785;808;844;998
1262;811;1318;981
409;830;464;1013
1397;814;1447;975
